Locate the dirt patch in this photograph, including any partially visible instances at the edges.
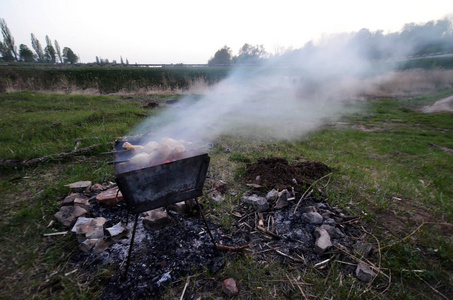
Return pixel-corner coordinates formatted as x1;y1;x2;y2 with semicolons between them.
245;157;331;191
422;95;453;113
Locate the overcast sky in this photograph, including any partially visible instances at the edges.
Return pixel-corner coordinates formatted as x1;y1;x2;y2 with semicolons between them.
2;0;452;64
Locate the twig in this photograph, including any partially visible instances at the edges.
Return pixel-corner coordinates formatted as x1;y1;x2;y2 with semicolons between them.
291;274;308;300
293;173;332;215
215;243;251;252
381;222;425;250
274;249;304;263
180;276;191;300
415;273;449;300
256;226;281;240
42;231;68;237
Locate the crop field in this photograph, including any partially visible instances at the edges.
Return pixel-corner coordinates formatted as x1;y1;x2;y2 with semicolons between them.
0;68;452;299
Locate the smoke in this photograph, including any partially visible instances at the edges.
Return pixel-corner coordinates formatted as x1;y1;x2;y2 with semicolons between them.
129;38;378;145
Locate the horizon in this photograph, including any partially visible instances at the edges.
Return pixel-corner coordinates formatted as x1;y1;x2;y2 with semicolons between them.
1;0;452;64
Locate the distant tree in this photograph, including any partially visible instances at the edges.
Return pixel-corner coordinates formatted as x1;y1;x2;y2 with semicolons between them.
0;18;18;61
96;56;100;64
120;56;124;65
19;44;35;62
62;47;78;64
233;43;267;64
54;39;62;63
208;45;232;65
31;33;44;62
126;58;129;65
44;35;56;62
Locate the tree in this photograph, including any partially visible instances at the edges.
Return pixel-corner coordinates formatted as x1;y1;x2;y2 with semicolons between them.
0;18;18;61
62;47;78;64
54;39;62;63
44;35;56;62
31;33;44;62
234;43;267;64
19;44;35;62
208;45;232;65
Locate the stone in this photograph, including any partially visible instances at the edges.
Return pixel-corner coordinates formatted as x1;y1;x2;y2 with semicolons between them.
242;194;269;212
74;196;90;211
209;190;225;203
320;224;345;239
353;241;374;257
314;227;333;255
355;262;377;283
65;181;92;193
54;206;87;227
167;201;188;215
106;222;128;241
323;218;336;226
222;278;239;296
275;189;290;209
93;238;113;254
71;217;106;242
266;189;278;202
90;183;104;193
61;194;80;206
301;206;317;213
79;239;99;252
143;208;171;230
302;212;324;225
96;188;124;206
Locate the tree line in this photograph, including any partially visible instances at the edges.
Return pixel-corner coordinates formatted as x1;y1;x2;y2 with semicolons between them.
0;18;79;64
209;17;453;65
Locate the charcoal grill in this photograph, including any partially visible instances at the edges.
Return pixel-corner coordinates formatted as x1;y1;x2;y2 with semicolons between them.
111;138;215;277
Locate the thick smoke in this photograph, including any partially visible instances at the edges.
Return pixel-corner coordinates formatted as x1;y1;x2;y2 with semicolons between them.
130;39;375;145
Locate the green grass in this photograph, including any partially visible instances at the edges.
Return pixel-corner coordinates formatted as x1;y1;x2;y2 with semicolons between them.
0;90;452;299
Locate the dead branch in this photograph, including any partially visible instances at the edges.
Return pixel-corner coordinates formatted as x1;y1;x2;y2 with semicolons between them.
293;173;332;215
381;222;425;250
215;243;251;252
0;142;114;168
179;276;191;300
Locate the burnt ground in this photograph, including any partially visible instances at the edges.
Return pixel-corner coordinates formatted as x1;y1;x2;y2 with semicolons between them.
71;158;369;299
245;157;332;191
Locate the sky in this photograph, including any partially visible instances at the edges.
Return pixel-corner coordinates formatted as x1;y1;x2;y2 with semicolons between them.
1;0;452;64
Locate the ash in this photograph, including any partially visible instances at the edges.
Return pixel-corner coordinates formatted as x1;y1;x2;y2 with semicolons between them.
72;191;362;299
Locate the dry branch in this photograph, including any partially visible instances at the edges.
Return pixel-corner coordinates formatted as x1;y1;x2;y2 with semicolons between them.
0;142;114;168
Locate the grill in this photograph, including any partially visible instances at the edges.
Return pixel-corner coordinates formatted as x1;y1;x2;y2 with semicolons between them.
109;138;215;277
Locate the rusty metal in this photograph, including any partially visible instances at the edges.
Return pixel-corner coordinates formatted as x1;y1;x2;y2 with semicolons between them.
115;153;210;214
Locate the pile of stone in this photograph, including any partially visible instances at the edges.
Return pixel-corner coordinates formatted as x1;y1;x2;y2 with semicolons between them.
240;187;377;283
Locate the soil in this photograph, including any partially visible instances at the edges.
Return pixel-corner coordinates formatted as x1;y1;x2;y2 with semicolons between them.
245;157;331;191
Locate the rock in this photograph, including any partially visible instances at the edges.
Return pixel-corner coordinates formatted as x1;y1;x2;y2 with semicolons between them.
323;218;336;226
106;222;128;241
222;278;239;296
355;262;377;283
93;238;113;254
167;201;188;215
61;194;80;206
54;206;87;227
216;181;227;193
209;190;225;203
302;212;324;225
314;227;332;255
65;181;92;193
320;224;345;239
79;239;99;252
90;183;104;193
242;194;269;212
266;189;278;202
353;241;374;257
143;208;171;230
275;189;290;209
71;217;106;242
74;196;90;211
301;206;317;213
96;188;124;206
156;271;172;287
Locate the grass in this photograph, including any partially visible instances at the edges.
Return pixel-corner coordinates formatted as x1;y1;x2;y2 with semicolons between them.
1;89;452;299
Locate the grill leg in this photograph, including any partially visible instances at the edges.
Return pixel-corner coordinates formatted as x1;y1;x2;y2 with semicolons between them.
195;198;219;256
124;213;139;278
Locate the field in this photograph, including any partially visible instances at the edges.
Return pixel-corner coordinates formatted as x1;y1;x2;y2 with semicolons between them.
0;68;452;299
